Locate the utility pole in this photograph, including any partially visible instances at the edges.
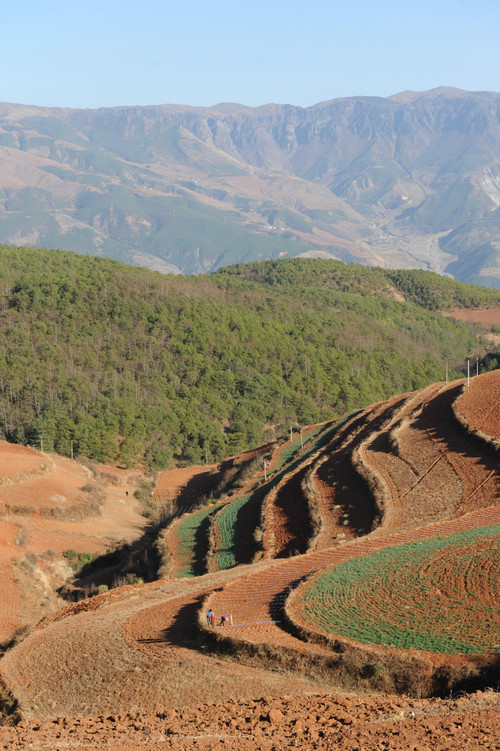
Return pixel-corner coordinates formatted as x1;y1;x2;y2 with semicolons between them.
466;358;470;388
290;424;293;443
476;357;479;377
40;436;44;453
263;459;268;482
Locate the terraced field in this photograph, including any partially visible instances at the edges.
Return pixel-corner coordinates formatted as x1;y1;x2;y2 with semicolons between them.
167;502;227;577
297;525;500;655
207;504;500;654
204;373;499;675
211;422;340;569
1;372;499;747
168;422;339;574
454;369;500;444
261;416;359;558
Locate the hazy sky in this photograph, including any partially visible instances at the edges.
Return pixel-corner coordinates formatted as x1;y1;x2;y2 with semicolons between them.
1;0;499;109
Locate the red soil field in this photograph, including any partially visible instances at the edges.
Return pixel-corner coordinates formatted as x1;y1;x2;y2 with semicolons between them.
0;373;499;750
0;444;147;643
0;441;49;480
0;690;498;750
309;397;408;551
154;464;218;508
455;370;500;441
0;521;23;641
359;381;499;530
445;306;500;326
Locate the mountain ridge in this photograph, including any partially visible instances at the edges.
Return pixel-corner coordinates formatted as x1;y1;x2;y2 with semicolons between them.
1;88;500;284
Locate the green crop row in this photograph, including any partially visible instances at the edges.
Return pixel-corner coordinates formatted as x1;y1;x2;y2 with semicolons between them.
172;502;226;577
270;421;335;475
212;417;357;571
213;493;254;571
301;525;500;655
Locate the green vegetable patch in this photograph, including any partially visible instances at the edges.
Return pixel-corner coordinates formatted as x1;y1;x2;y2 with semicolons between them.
172;503;226;577
300;525;500;655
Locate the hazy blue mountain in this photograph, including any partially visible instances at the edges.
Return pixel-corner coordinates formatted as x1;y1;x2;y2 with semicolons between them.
1;87;499;286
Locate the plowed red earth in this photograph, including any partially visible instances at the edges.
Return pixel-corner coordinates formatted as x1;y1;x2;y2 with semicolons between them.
310;398;407;550
361;381;499;530
445;306;500;326
0;691;499;750
262;420;364;558
1;374;499;751
0;442;47;480
0;521;23;640
154;464;218;506
267;465;312;557
0;445;146;642
455;370;500;440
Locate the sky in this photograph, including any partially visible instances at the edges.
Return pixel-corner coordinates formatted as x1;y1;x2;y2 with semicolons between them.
1;0;499;110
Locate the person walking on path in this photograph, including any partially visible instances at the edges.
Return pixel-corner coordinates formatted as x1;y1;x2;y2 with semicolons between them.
210;611;216;627
206;608;213;626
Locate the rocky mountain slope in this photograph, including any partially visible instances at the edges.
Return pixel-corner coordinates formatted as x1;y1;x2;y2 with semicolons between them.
1;87;500;286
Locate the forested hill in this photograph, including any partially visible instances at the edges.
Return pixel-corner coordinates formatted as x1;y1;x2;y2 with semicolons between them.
1;247;498;467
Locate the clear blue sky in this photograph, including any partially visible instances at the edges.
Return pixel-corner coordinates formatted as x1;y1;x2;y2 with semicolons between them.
1;0;499;109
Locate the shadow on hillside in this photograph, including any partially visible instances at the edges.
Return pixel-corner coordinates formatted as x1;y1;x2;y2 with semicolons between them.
432;654;500;697
173;469;221;509
60;519;166;600
136;595;207;648
415;386;499;471
163;596;205;647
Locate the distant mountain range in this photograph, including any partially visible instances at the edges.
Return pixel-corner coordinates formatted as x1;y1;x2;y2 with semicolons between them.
1;87;500;286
